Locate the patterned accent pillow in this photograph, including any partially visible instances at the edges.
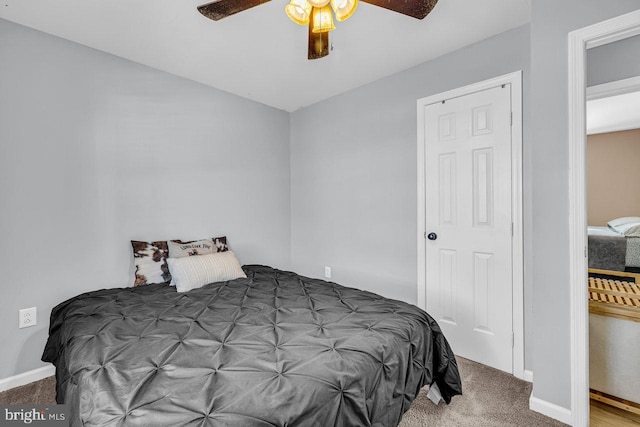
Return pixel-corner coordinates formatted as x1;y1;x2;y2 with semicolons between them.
213;236;229;252
131;241;170;286
168;238;215;258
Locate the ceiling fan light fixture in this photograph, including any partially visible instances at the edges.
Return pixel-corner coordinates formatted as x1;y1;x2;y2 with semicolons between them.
307;0;331;8
285;0;312;25
330;0;357;21
197;0;440;60
311;5;336;33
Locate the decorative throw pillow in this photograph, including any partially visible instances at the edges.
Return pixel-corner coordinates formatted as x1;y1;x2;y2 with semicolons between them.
131;241;170;286
167;251;246;293
168;236;229;286
213;236;229;252
168;238;215;258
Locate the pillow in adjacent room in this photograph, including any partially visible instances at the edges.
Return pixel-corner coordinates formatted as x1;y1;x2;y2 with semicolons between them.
167;251;246;293
168;238;215;258
131;241;170;286
608;217;640;237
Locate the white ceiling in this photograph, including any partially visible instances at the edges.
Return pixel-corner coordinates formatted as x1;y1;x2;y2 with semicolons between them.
587;91;640;135
0;0;530;111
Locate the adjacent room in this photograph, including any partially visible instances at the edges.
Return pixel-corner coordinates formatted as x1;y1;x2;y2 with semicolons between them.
1;1;640;426
585;43;640;423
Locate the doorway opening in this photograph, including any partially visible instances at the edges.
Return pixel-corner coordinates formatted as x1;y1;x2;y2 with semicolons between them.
568;9;640;427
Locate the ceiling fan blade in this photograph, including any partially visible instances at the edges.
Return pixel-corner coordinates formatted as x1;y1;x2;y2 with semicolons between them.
308;19;330;60
360;0;437;19
197;0;271;21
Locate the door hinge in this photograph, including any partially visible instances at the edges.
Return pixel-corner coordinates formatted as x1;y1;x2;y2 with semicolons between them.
510;111;513;126
512;332;515;348
511;222;514;236
424;231;427;239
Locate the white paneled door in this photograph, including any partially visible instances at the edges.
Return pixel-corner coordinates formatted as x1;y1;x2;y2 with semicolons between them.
423;85;513;373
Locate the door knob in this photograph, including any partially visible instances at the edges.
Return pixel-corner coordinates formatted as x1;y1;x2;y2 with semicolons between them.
427;232;437;241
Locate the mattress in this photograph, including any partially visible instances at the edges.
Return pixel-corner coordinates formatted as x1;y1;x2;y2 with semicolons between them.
42;265;462;427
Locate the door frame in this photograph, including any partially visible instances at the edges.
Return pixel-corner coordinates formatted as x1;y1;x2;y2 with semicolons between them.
568;9;640;427
587;75;640;101
416;71;525;380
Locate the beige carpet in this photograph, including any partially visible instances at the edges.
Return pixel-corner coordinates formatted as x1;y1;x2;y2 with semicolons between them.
0;375;56;405
399;358;567;427
0;358;566;426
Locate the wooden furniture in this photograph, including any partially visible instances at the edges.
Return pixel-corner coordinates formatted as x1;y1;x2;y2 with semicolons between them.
588;268;640;322
590;389;640;418
588;268;640;414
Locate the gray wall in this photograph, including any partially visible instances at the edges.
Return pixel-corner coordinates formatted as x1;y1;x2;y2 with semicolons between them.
290;25;533;366
587;34;640;87
530;0;640;409
0;19;291;379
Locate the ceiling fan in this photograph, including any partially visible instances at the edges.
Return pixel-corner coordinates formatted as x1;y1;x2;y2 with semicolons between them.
197;0;439;60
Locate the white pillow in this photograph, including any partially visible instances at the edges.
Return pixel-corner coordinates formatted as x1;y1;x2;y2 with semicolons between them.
608;217;640;237
168;238;215;258
608;217;640;228
167;251;246;293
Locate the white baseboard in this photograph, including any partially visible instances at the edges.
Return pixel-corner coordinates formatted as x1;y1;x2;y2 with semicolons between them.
523;369;533;383
0;365;55;393
529;395;572;425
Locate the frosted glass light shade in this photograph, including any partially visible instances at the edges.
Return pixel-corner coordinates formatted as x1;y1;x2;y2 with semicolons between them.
308;8;329;59
311;6;335;33
285;0;312;25
330;0;357;21
308;0;330;8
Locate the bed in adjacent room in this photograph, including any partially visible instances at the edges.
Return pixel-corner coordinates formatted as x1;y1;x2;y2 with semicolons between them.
588;216;640;274
42;243;462;427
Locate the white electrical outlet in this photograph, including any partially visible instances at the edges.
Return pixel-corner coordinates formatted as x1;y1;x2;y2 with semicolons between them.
324;266;331;279
19;307;37;329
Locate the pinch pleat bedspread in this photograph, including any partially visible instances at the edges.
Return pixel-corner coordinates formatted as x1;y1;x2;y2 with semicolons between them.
43;265;461;427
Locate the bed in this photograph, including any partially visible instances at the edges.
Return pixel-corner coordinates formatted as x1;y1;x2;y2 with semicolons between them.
42;265;462;427
588;226;640;272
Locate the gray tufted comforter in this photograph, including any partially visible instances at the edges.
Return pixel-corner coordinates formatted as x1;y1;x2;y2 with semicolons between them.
43;265;461;426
